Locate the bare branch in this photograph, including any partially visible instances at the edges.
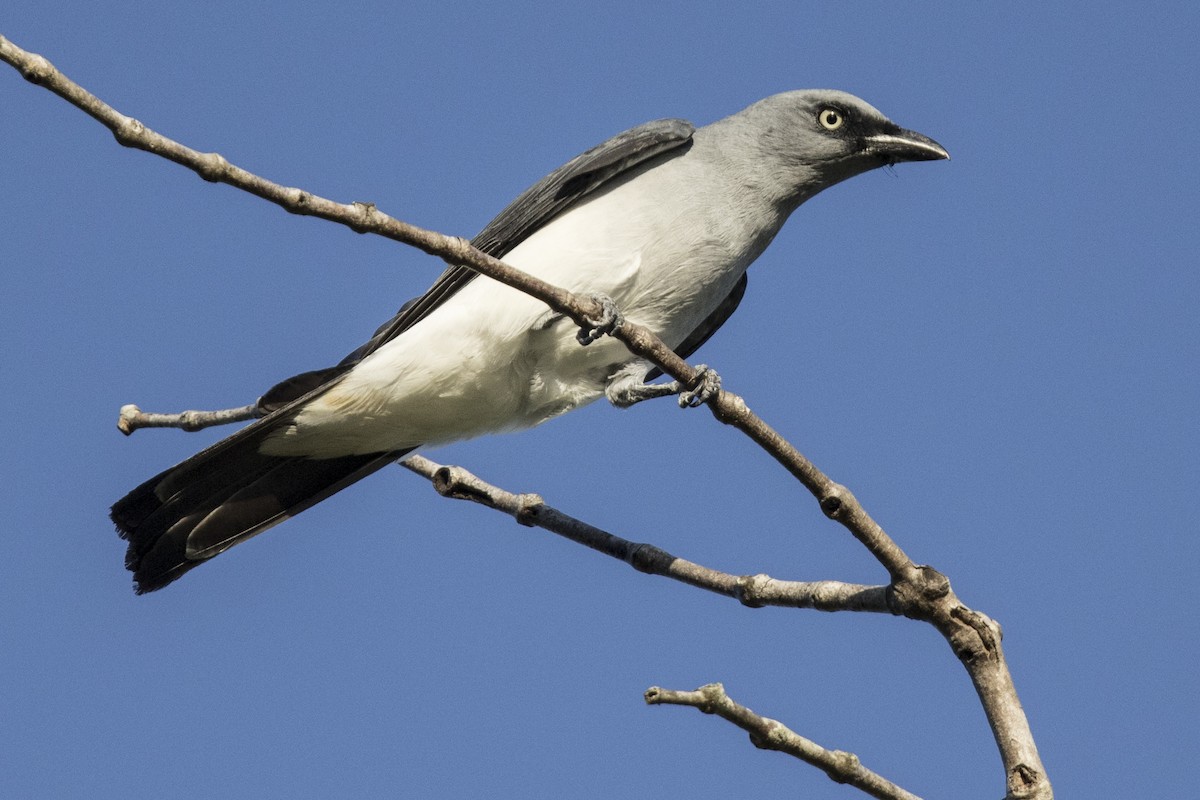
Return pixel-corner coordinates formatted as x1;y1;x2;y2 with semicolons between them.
645;683;922;800
401;455;1050;798
886;569;1049;799
401;455;892;613
116;403;261;435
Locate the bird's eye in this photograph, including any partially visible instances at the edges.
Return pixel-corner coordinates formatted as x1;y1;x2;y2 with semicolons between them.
818;108;845;131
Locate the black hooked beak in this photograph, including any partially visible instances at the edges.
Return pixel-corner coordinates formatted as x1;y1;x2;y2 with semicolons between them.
863;127;950;164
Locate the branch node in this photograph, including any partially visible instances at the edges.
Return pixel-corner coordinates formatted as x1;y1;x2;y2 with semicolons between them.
622;542;670;574
888;565;952;620
952;606;1002;654
709;391;747;425
915;565;951;600
818;483;850;519
196;151;229;182
176;410;207;430
17;51;53;84
1010;763;1042;796
430;465;477;501
349;201;378;233
826;750;862;784
734;574;769;608
289;189;313;211
111;116;145;147
514;493;544;527
748;718;789;750
695;682;725;713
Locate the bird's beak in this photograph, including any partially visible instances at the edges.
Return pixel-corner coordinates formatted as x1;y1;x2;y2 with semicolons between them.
864;128;950;163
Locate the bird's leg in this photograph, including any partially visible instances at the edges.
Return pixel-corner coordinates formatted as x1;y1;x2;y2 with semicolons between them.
576;292;624;345
606;374;684;408
605;363;722;409
116;402;263;436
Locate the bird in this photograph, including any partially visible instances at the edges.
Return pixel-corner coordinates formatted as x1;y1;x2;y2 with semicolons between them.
112;89;949;593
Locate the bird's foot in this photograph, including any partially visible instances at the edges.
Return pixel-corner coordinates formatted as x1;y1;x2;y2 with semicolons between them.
576;293;624;345
677;365;721;408
605;363;722;409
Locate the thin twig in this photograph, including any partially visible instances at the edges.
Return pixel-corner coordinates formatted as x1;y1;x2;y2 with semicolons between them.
645;683;922;800
401;455;892;613
116;403;261;435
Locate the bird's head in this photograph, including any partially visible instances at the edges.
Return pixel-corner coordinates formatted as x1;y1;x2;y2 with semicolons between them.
722;89;949;204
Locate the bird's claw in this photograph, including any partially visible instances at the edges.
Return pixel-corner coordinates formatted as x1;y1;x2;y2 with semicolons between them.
577;293;623;345
678;365;721;408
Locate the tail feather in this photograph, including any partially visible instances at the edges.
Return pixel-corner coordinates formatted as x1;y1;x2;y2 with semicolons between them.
117;446;281;568
112;411;408;593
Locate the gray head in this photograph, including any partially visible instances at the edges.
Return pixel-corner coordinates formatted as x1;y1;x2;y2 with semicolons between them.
707;89;949;206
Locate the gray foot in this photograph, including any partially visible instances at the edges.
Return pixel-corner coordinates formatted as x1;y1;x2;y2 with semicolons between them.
677;365;721;408
576;293;624;345
605;363;722;409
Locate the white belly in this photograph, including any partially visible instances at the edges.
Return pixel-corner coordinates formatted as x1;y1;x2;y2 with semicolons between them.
261;145;783;457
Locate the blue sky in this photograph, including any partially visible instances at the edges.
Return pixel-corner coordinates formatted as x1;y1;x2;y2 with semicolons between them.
2;3;1197;798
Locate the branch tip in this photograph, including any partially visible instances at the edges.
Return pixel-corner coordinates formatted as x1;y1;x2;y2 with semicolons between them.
645;682;923;799
116;404;141;436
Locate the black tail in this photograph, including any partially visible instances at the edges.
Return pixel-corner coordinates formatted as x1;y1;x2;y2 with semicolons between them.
112;410;408;593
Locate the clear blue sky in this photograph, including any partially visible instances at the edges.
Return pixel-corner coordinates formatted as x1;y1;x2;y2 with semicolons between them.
2;3;1196;798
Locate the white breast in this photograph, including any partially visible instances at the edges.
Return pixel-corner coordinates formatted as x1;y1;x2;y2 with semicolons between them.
261;140;786;458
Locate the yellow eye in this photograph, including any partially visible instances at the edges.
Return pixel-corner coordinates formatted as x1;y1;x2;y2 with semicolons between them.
818;108;844;131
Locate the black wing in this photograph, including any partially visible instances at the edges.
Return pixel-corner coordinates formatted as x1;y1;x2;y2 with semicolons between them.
259;118;695;411
644;272;749;381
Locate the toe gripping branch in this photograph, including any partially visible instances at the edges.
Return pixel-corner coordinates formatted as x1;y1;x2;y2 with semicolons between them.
677;365;721;408
578;292;721;410
576;293;624;345
605;364;723;410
